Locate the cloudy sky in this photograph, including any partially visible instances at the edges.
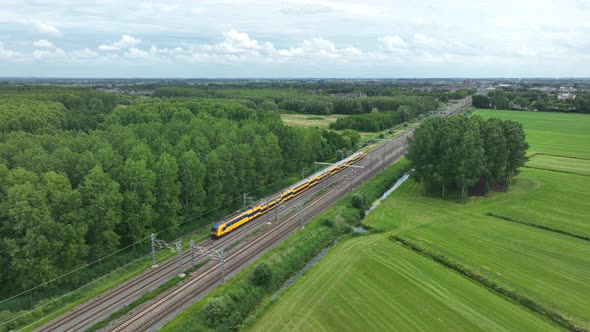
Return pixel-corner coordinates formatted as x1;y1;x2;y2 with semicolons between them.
1;0;589;78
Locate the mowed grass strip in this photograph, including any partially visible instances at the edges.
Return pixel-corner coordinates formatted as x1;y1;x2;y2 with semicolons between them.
363;175;590;328
526;154;590;176
249;236;559;332
473;109;590;159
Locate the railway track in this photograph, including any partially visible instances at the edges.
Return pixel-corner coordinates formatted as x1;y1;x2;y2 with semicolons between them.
35;98;469;332
34;136;395;332
106;132;412;331
35;175;339;332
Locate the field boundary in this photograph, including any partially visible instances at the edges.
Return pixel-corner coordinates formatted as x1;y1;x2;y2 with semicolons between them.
529;152;590;161
389;235;586;332
485;213;590;242
523;165;590;177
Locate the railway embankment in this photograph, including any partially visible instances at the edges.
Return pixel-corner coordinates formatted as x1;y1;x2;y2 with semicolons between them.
161;159;412;331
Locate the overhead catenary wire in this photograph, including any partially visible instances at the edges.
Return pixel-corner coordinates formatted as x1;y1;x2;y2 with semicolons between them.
8;129;401;330
0;154;339;307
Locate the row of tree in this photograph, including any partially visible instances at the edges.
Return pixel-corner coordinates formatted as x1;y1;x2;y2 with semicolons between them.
0;92;360;295
406;116;529;200
473;89;590;113
153;86;442;115
329;105;424;132
0;87;119;132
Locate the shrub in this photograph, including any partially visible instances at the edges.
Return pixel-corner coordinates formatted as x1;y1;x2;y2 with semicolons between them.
201;296;233;328
320;218;334;228
351;193;367;210
251;262;272;287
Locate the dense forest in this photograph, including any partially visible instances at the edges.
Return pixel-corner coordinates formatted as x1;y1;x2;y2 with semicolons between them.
406;115;528;200
473;88;590;113
0;87;362;300
0;82;470;324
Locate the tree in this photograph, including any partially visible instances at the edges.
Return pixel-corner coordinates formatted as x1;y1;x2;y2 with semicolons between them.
455;118;485;202
480;118;508;194
79;166;122;259
154;153;181;230
407;116;527;200
178;150;207;217
502;120;529;190
489;90;508;109
3;171;88;289
120;158;156;245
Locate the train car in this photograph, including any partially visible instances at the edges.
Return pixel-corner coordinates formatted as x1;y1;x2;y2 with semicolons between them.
210;151;364;238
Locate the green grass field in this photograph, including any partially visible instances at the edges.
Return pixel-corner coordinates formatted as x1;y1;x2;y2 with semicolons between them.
473;109;590;159
526;154;590;176
248;236;559;331
364;175;590;327
251;110;590;331
280;113;348;129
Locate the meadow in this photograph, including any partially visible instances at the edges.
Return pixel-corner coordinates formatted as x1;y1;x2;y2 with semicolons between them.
280;113;348;129
248;235;559;332
251;109;590;331
473;109;590;159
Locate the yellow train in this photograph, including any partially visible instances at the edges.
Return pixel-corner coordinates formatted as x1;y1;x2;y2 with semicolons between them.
210;152;365;237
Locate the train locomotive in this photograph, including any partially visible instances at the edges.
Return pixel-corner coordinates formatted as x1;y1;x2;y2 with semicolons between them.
210;151;365;237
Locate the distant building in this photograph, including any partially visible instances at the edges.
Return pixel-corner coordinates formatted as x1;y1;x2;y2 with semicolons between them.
329;92;367;98
559;86;576;93
557;92;576;100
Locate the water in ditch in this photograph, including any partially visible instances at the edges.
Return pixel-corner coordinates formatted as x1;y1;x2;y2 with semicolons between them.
364;172;411;216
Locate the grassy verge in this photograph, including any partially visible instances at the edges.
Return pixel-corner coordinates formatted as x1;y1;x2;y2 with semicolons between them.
390;235;585;332
161;159;412;331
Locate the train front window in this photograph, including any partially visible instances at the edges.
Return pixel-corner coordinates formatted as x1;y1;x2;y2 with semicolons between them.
211;224;219;232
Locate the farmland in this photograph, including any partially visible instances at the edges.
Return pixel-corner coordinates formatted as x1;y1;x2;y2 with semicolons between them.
248;235;559;331
473;109;590;159
251;110;590;331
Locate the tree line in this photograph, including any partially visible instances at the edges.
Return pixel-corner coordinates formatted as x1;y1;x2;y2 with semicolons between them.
0;90;360;297
406;115;529;200
154;86;443;116
473;89;590;113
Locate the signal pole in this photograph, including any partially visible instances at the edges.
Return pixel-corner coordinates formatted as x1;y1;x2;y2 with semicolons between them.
190;239;196;268
151;233;157;268
177;240;185;278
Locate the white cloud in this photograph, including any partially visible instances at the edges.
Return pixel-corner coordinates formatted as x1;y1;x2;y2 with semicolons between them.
2;0;590;76
124;47;152;59
412;33;434;46
379;35;407;51
32;48;66;61
32;21;61;36
98;35;141;51
33;39;55;48
0;41;19;60
69;48;98;59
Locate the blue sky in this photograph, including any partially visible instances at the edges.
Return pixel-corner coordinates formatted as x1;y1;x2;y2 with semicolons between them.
1;0;589;78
